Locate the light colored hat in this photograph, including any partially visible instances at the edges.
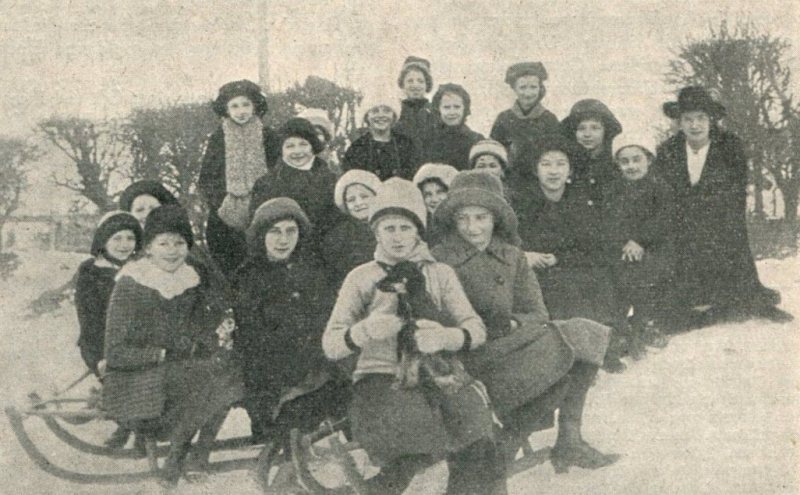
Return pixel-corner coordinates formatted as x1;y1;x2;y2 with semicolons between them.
469;139;508;168
369;178;427;232
360;92;400;125
334;170;382;214
613;133;656;159
435;171;520;246
297;108;334;141
412;163;459;189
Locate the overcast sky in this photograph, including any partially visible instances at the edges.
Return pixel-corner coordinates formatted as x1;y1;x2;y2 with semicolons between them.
1;0;797;213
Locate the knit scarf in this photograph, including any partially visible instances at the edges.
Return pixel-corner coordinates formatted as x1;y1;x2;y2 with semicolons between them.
218;117;268;230
511;100;547;119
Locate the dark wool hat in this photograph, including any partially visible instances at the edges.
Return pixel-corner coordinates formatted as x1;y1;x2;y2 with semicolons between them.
397;55;433;93
246;197;311;256
90;211;143;257
280;117;325;155
118;180;179;213
143;205;194;249
435;171;520;246
561;99;623;142
505;62;548;86
212;79;269;118
432;83;472;119
528;134;582;171
663;86;726;120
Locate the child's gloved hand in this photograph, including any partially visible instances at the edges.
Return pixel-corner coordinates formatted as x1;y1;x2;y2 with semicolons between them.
414;320;465;353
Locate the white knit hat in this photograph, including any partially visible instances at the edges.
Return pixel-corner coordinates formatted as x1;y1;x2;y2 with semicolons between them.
360;91;401;124
369;177;427;231
334;169;382;213
469;139;508;168
297;108;335;141
412;163;459;189
612;132;656;159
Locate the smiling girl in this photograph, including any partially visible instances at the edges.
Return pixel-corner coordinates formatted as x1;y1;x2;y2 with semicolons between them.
423;83;484;170
393;56;436;162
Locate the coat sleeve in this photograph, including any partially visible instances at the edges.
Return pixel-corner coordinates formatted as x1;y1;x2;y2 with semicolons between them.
199;129;227;211
511;250;549;323
263;127;282;169
322;269;370;360
635;180;676;249
489;113;511;149
249;173;274;218
437;264;487;349
104;277;164;370
74;265;105;372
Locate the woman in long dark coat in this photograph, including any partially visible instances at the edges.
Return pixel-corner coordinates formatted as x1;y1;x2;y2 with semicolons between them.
393;56;436;161
199;80;281;276
433;171;618;474
234;198;347;446
653;86;792;324
103;205;242;484
561;99;623;204
511;135;629;371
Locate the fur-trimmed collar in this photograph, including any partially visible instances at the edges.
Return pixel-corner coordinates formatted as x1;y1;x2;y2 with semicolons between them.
116;257;200;299
511;100;547;120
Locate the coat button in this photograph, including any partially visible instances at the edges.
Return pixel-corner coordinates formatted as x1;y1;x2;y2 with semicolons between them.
495;276;505;286
587;200;594;206
291;291;300;299
589;178;596;184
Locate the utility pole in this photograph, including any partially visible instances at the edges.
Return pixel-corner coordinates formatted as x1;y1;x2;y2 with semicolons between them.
257;0;270;93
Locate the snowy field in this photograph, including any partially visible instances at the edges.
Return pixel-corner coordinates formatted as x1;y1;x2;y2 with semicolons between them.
0;250;797;494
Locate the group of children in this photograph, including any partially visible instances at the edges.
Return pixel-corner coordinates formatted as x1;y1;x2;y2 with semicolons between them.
69;56;787;491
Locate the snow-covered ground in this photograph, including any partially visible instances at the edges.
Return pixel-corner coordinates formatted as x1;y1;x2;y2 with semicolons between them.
1;250;798;494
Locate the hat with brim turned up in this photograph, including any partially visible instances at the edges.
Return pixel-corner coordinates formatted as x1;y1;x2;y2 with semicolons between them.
662;86;726;120
434;170;520;246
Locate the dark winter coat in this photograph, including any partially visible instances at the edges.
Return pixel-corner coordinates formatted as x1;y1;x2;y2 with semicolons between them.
250;157;339;256
75;259;117;375
103;261;241;426
341;131;418;181
513;181;619;324
490;102;560;169
199;125;281;275
603;172;676;289
233;253;336;423
393;98;436;163
571;149;619;204
422;122;484;170
653;130;771;308
321;213;376;288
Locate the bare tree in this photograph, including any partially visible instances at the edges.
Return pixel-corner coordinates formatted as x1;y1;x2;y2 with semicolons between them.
666;19;799;225
37;117;129;212
0;137;35;252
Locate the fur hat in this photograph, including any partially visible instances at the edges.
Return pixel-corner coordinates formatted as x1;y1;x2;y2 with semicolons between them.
90;210;143;257
612;133;656;161
397;56;433;93
246;197;310;256
662;86;726;120
280;117;325;154
432;83;471;119
212;79;268;118
561;99;622;143
469;139;508;169
369;178;427;233
505;62;548;87
298;108;335;142
119;180;179;213
413;163;459;190
334;170;382;214
521;134;582;177
143;205;194;249
435;171;520;246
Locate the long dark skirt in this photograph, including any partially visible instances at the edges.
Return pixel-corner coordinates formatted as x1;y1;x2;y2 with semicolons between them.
349;374;494;466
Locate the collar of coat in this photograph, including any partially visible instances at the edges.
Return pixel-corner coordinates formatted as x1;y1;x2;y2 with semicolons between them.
373;239;436;266
116;257;200;300
437;234;516;267
510;100;547;120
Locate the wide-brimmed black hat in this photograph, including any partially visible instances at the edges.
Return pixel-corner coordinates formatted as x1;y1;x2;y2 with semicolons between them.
663;86;726;120
561;99;622;142
90;211;143;257
118;180;179;213
212;79;269;118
